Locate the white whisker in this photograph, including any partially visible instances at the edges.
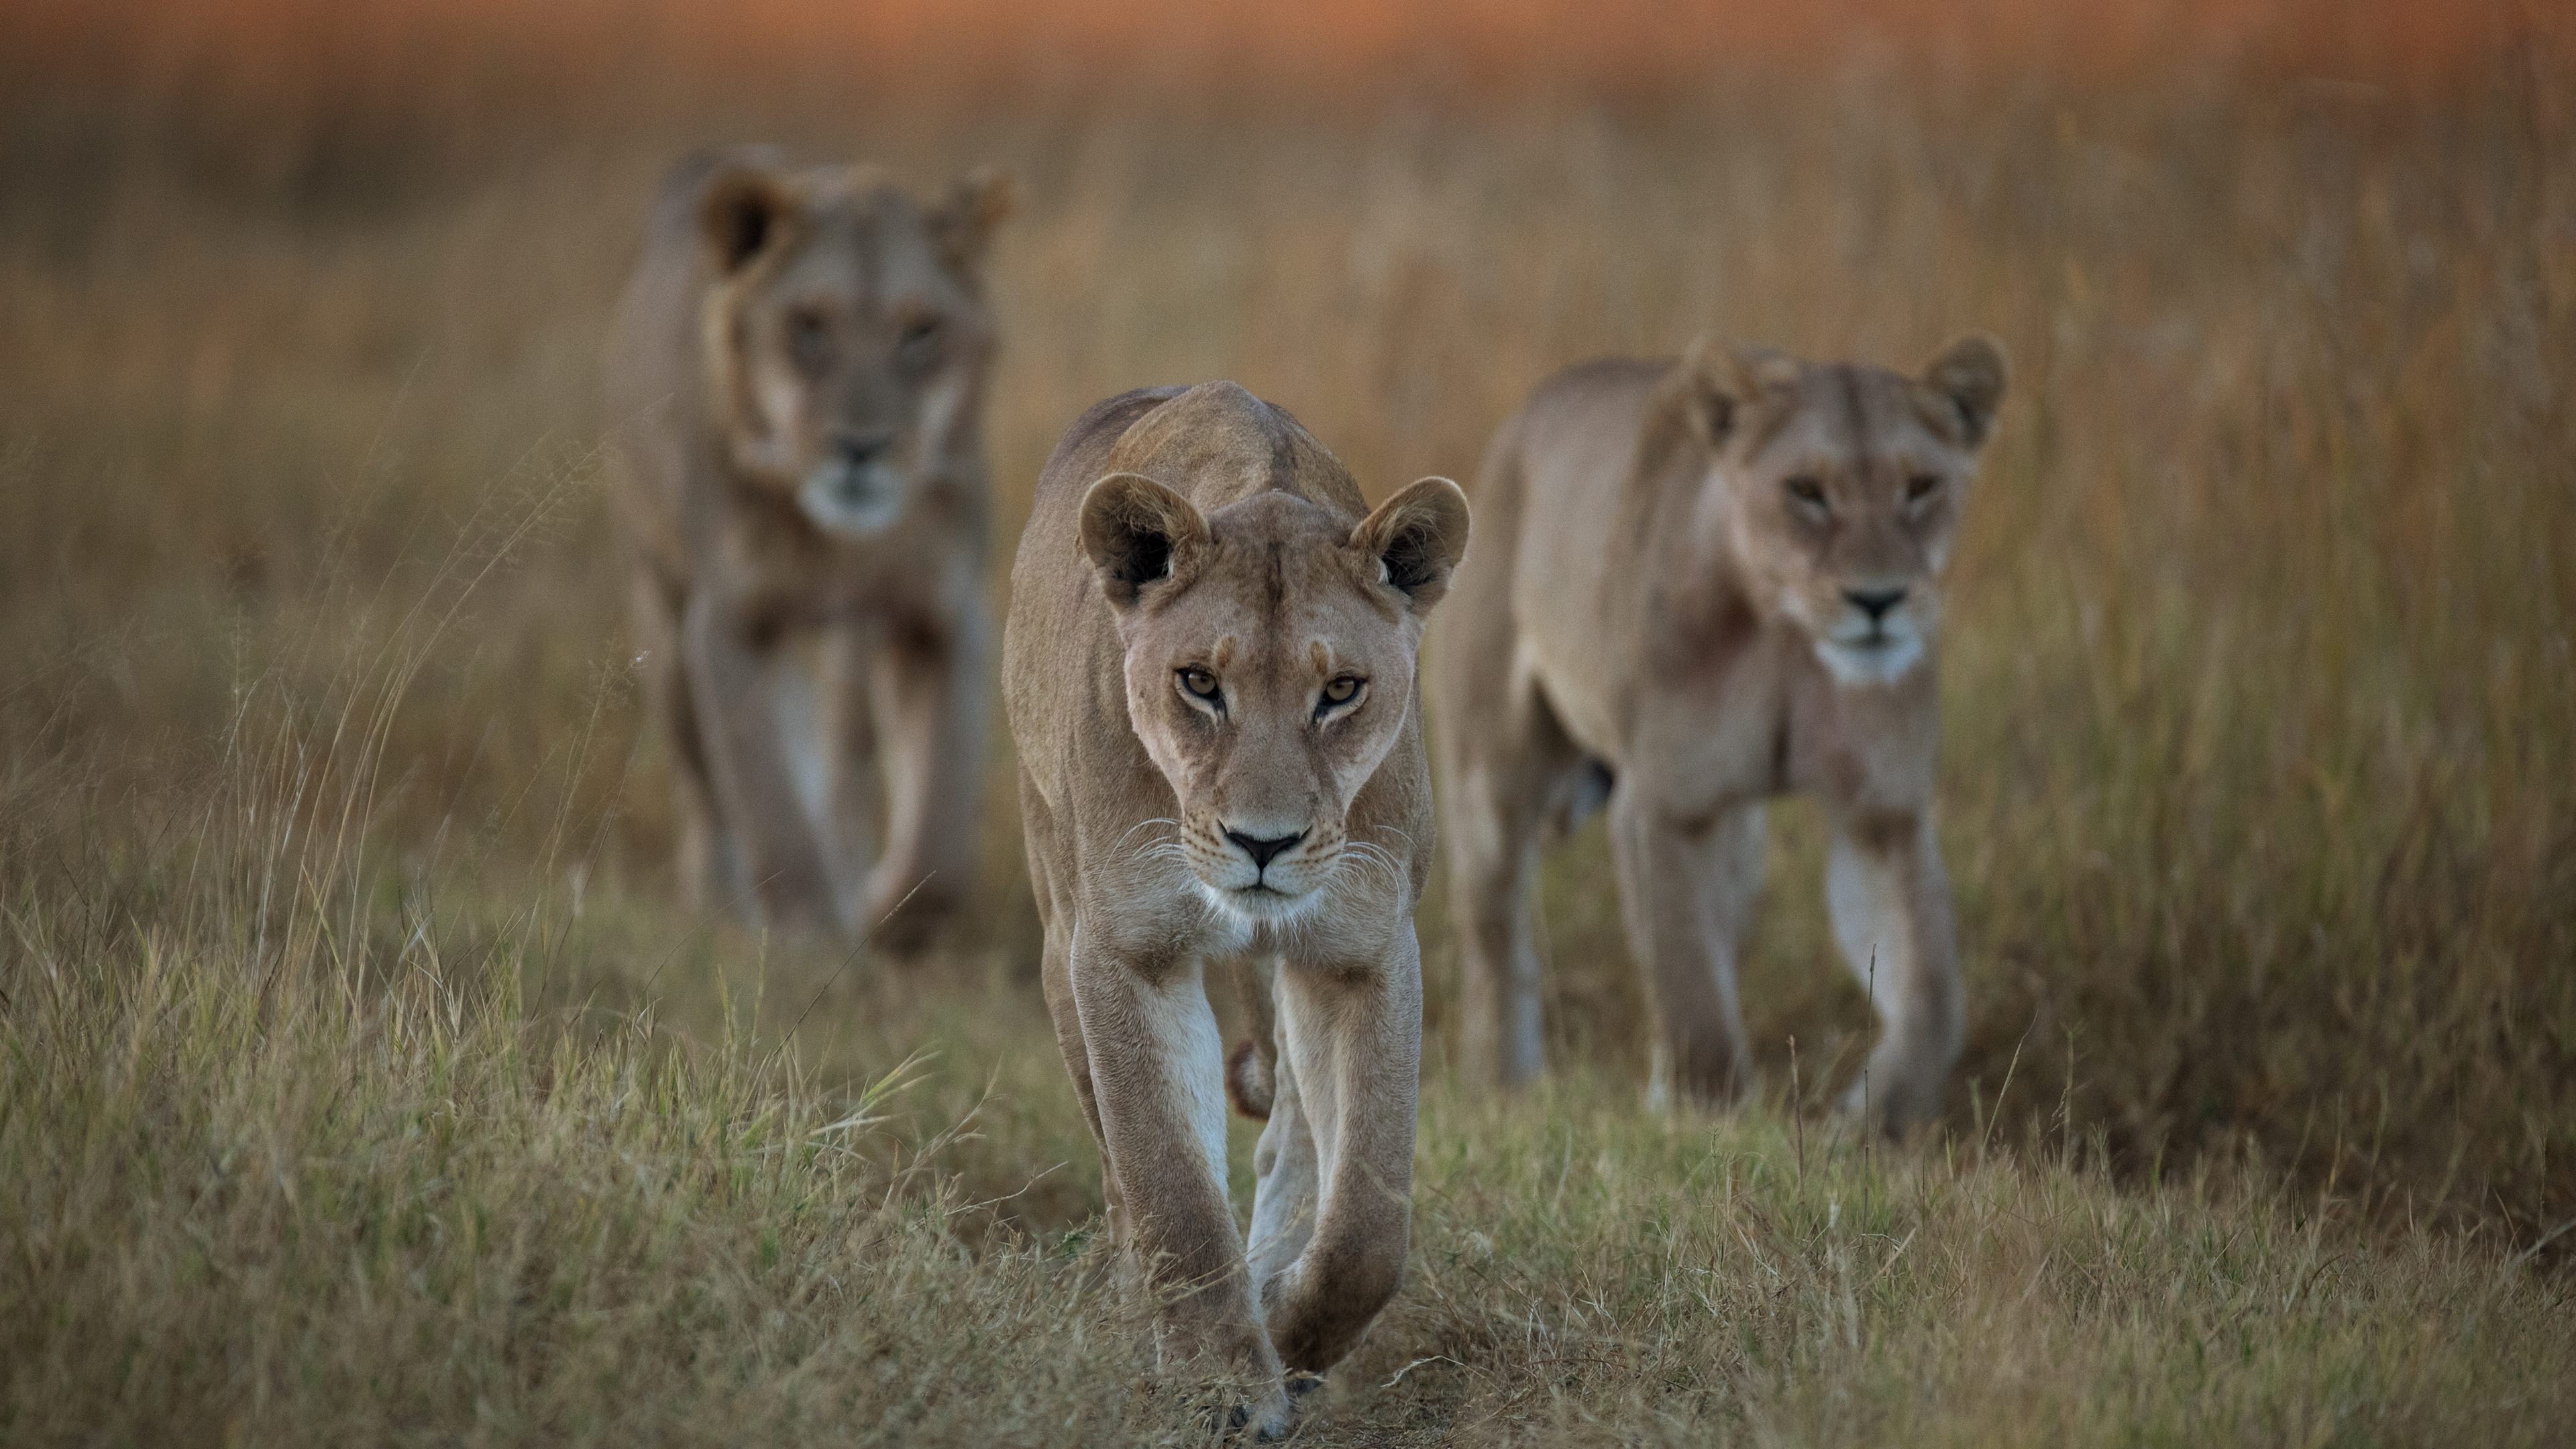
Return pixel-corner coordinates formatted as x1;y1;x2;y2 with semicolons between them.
1363;824;1417;853
1330;841;1405;898
1112;816;1183;854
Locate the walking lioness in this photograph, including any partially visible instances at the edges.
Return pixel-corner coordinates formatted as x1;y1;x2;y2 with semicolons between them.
1004;383;1468;1433
1432;336;2006;1131
604;148;1010;943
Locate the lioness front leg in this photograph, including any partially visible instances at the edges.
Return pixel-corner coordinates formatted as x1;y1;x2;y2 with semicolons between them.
1024;780;1129;1246
859;606;989;951
1254;933;1421;1374
1609;789;1766;1108
1438;681;1580;1091
633;572;737;912
1826;810;1962;1132
1070;942;1289;1423
680;592;838;932
814;626;883;926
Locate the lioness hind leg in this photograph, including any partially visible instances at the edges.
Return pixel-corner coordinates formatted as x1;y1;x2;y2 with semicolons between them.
1609;791;1766;1108
1245;1028;1318;1293
1224;953;1279;1119
1826;812;1962;1134
1257;932;1421;1375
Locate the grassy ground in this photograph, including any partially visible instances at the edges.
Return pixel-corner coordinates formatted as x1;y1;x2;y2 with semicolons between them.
4;7;2574;1442
6;810;2571;1445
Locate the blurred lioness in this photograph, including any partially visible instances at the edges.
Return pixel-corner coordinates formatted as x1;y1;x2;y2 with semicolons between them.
1432;336;2006;1131
603;148;1010;944
1004;382;1468;1434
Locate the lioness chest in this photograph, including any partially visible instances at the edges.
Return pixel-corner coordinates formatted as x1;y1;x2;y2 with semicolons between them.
702;492;979;627
1554;621;1937;822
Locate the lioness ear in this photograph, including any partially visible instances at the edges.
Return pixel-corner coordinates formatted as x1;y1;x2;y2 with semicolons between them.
699;162;800;274
1921;333;2009;447
1651;338;1740;449
1079;472;1208;609
1352;476;1471;612
1727;344;1805;410
932;166;1015;273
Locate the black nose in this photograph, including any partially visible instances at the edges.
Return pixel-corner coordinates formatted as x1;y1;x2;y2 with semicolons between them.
1845;587;1907;622
836;432;894;466
1224;829;1304;871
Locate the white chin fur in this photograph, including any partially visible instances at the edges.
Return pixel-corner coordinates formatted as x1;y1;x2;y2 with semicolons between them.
1815;633;1925;686
1194;875;1321;925
797;463;905;539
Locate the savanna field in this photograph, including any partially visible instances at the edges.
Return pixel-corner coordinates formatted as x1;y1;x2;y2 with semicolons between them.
3;2;2573;1442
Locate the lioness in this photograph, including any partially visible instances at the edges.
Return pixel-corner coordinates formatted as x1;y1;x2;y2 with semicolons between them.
603;148;1010;943
1004;382;1468;1433
1431;336;2006;1131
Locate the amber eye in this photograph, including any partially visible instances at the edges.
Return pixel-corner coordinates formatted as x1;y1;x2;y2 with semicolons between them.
896;314;945;370
787;308;833;372
1784;475;1827;510
1318;675;1365;715
1177;667;1221;703
1906;473;1943;505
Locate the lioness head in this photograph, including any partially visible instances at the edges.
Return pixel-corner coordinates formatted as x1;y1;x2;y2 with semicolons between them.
696;158;1012;538
1664;335;2007;684
1077;399;1469;924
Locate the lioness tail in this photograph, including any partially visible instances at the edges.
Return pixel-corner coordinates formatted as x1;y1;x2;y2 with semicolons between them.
1224;1038;1273;1120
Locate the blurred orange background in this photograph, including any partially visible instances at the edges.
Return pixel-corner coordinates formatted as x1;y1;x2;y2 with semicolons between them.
6;0;2563;111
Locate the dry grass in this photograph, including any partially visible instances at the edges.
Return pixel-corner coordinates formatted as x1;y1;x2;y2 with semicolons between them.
7;792;2571;1445
3;6;2574;1441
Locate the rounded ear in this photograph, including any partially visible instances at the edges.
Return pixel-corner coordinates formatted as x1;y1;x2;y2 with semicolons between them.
1352;476;1471;612
699;162;800;274
932;166;1016;272
1648;339;1799;464
1079;472;1208;608
1727;343;1805;408
1650;337;1741;449
1922;333;2009;447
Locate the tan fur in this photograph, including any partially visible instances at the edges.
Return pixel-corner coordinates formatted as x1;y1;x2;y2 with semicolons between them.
1430;336;2006;1132
602;148;1011;946
1004;383;1468;1433
1225;1036;1274;1120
